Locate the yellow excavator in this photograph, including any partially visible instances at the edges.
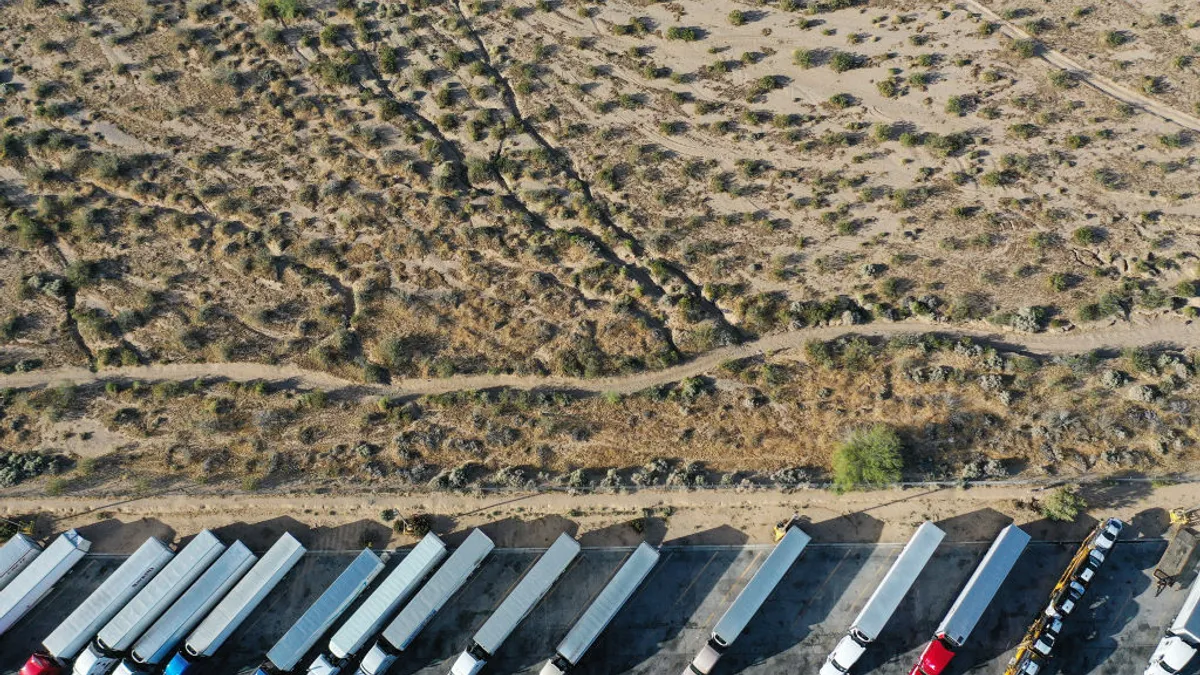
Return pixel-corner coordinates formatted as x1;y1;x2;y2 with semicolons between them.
773;513;803;543
1154;507;1200;595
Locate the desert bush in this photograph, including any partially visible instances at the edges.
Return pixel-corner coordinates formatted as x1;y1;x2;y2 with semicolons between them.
1071;226;1105;245
1040;487;1087;522
1011;38;1039;58
666;26;700;41
829;51;864;73
833;425;903;490
728;9;746;26
793;48;817;68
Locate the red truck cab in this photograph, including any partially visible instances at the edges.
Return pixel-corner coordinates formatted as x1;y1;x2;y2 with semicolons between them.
18;653;63;675
909;637;956;675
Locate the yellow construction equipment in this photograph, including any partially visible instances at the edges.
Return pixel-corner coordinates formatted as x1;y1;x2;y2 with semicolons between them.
774;513;802;543
1155;507;1200;595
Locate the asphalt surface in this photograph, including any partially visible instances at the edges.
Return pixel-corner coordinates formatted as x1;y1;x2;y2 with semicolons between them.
0;537;1190;675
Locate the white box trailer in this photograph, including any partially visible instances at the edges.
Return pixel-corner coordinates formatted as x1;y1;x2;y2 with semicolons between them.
540;542;660;675
37;537;175;666
820;521;945;675
685;523;812;675
255;548;385;674
73;531;227;675
1146;568;1200;675
450;532;580;675
0;534;42;591
164;533;306;675
113;541;257;675
0;530;91;637
357;529;494;675
307;533;447;675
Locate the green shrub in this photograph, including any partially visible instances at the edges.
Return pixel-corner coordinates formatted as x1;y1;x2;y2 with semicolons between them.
666;26;700;41
828;92;855;109
833;425;904;490
728;9;746;26
1040;487;1087;522
1072;226;1104;245
793;49;817;68
829;51;864;73
1011;38;1039;58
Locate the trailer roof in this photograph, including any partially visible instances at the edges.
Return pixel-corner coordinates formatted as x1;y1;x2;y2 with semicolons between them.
852;521;945;638
472;533;580;654
712;525;811;644
266;548;384;670
1171;563;1200;640
937;524;1030;646
329;533;447;659
382;529;494;650
554;542;659;665
0;534;41;592
42;537;173;659
132;541;256;666
185;533;305;656
98;531;226;652
0;530;90;636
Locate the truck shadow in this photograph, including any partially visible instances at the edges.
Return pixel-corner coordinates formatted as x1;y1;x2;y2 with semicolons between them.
714;513;885;673
578;526;749;674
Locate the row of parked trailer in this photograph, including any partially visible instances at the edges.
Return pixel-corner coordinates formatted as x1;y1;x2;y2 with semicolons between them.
3;516;1200;675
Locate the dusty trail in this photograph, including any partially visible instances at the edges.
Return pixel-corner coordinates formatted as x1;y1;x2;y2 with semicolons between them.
1;317;1196;396
965;0;1200;132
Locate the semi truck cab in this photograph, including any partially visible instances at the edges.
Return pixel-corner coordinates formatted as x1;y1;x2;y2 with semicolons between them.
684;638;725;674
908;636;955;675
356;642;397;675
820;630;869;675
1146;636;1197;675
449;644;490;675
17;653;58;675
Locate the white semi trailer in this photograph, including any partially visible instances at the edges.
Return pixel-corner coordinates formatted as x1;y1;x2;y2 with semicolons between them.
449;532;580;675
307;533;448;675
357;529;494;675
72;531;226;675
684;522;812;675
820;521;946;675
163;533;305;675
0;534;43;591
1146;571;1200;675
111;542;257;675
539;541;660;675
0;530;91;637
20;537;174;675
254;548;385;675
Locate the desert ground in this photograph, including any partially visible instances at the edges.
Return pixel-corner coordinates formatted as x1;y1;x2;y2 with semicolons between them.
0;0;1198;513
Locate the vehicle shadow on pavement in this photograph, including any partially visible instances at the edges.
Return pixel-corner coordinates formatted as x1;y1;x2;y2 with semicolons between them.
582;526;748;674
717;513;886;672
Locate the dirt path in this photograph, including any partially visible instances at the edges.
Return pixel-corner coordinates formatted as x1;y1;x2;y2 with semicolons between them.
0;480;1187;550
1;316;1196;395
966;0;1200;132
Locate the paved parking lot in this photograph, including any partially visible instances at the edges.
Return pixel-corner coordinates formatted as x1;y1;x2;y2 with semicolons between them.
0;537;1185;674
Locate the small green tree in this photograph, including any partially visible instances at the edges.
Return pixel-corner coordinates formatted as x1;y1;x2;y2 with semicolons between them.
833;425;904;490
1041;487;1087;522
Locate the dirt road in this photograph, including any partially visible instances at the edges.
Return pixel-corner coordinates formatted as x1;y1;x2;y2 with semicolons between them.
1;317;1195;396
0;479;1185;551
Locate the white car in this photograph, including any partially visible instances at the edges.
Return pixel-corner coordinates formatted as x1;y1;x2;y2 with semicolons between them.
1094;519;1123;551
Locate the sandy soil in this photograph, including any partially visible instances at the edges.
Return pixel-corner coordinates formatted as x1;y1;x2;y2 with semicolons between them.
0;480;1190;553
